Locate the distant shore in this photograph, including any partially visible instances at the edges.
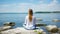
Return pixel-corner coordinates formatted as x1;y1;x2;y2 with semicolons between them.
0;11;60;14
35;11;60;13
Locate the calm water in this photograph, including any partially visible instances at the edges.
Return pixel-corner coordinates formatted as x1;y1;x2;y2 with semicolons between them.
0;13;60;28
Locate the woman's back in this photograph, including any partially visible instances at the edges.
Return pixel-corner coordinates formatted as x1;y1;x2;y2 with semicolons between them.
23;15;36;30
23;9;36;30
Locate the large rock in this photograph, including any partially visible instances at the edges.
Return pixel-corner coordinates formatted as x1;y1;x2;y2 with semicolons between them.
0;26;11;32
52;19;60;22
4;22;15;26
58;28;60;34
1;27;46;34
46;25;58;33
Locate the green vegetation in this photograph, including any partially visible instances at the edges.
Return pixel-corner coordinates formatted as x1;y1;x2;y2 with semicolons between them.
34;30;37;32
37;32;42;34
34;30;42;34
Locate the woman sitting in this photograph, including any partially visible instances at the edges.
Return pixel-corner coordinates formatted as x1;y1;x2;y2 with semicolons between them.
23;9;36;30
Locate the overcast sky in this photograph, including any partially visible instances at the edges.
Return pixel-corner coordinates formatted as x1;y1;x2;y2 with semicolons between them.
0;0;60;13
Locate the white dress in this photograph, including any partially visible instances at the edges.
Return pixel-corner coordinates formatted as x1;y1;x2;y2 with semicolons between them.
23;15;36;30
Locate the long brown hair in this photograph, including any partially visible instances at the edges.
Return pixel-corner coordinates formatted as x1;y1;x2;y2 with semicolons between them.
28;9;33;22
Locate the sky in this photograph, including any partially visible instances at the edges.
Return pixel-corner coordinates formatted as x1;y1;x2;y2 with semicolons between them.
0;0;60;13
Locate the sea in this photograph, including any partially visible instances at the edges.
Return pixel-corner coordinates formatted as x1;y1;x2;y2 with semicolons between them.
0;13;60;34
0;13;60;28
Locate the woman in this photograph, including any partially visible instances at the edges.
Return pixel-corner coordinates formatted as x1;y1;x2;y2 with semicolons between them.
23;9;36;30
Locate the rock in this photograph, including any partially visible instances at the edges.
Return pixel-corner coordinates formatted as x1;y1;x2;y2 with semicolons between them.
58;28;60;34
1;27;45;34
46;25;58;33
0;26;11;32
52;19;60;22
4;22;15;26
36;18;43;21
36;23;47;27
42;32;46;34
51;28;58;33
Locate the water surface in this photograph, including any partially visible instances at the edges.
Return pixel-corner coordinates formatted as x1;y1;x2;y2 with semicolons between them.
0;13;60;28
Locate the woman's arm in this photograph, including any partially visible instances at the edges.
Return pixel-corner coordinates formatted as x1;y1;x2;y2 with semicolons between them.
34;17;36;26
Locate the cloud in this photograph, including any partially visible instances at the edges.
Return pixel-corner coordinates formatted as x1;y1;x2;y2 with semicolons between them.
0;0;60;13
47;0;60;11
35;0;60;11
